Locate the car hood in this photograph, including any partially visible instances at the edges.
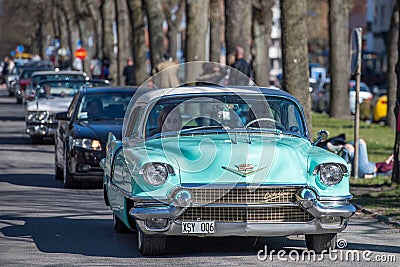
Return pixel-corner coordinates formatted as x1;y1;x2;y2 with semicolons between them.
26;97;73;114
141;133;314;185
73;120;123;144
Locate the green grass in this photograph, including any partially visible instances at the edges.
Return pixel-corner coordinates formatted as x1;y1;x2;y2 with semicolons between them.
350;176;392;186
312;112;395;162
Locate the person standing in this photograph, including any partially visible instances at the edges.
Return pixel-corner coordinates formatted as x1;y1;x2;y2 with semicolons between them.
4;56;15;75
89;56;102;79
228;46;252;86
122;57;136;85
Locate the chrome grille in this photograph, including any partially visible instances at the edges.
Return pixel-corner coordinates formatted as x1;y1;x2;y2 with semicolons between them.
188;186;301;204
178;206;312;222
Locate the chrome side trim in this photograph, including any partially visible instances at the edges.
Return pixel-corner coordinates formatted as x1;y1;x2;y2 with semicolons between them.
318;195;353;201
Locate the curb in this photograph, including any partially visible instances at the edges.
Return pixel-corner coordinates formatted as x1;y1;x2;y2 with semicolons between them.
353;202;400;228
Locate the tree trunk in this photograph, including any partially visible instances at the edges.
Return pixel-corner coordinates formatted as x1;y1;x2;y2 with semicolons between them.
126;0;149;84
163;0;184;61
114;0;121;85
225;0;252;60
144;0;165;73
252;0;273;86
59;1;74;64
280;0;312;137
329;0;351;118
393;3;400;184
210;0;221;63
101;0;116;83
387;2;399;130
85;0;102;59
185;0;209;83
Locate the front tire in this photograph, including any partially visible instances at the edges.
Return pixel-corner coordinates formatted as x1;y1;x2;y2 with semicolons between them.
63;150;78;188
305;233;337;253
55;164;63;180
55;147;63;180
137;228;167;256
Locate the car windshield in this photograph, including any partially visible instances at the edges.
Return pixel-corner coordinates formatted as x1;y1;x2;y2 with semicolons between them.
31;73;86;87
77;92;133;121
349;81;370;92
145;94;306;138
35;80;105;99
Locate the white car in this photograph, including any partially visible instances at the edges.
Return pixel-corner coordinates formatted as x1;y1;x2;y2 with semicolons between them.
348;80;373;114
312;79;372;115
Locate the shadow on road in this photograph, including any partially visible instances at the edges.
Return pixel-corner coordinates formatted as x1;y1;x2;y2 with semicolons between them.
0;215;135;258
0;137;34;145
0;173;102;189
0;116;24;121
0;173;61;188
0;213;305;258
1;213;399;258
0;137;54;145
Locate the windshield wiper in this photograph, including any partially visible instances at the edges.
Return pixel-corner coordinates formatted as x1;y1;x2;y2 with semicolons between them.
179;125;225;133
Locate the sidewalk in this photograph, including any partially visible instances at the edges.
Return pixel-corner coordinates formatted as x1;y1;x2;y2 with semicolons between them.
350;178;400;228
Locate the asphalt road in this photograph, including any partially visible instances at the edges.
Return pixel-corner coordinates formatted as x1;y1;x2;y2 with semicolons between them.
0;89;399;266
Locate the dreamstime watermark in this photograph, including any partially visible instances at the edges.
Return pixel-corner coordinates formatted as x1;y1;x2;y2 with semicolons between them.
257;239;397;263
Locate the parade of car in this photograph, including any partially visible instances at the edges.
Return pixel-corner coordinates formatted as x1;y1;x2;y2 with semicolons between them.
101;84;355;256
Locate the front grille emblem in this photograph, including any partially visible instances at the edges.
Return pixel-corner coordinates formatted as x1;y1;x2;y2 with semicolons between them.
222;164;267;177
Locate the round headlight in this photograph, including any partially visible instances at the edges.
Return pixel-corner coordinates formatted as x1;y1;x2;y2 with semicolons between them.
317;164;344;186
27;112;35;121
142;163;168;186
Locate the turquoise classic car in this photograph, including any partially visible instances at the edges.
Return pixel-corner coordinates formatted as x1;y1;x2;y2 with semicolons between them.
101;85;355;256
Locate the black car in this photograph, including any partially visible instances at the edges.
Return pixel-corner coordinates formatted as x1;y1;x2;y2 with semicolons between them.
55;87;137;188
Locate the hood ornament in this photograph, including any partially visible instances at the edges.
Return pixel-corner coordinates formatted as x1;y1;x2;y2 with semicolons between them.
222;163;267;177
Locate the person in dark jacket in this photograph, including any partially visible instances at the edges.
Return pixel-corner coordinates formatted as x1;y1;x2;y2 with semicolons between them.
122;57;136;85
228;46;252;86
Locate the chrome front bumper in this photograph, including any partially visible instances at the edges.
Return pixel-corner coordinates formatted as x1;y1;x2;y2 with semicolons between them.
26;123;57;137
136;218;350;237
129;187;355;236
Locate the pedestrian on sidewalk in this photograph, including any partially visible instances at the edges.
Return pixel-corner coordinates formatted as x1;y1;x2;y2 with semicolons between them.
122;57;136;85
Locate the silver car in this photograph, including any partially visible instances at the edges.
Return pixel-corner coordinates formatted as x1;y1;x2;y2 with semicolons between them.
25;79;110;143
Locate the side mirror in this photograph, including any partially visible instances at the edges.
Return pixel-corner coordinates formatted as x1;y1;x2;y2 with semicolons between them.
314;130;329;146
55;111;69;120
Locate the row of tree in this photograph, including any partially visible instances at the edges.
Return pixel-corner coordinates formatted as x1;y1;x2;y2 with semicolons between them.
1;0;400;183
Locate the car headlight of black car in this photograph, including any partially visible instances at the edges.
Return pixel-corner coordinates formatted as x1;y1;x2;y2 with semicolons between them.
139;163;171;186
313;163;347;186
72;138;102;150
27;111;48;121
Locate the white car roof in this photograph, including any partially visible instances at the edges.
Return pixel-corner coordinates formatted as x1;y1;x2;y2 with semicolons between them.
135;86;284;104
31;70;87;76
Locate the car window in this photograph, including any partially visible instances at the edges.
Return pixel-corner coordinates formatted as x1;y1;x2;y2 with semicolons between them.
144;95;305;138
77;92;133;121
126;107;144;138
349;83;370;93
68;93;80;119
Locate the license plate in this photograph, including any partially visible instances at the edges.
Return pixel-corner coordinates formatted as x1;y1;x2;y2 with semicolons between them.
182;221;215;234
